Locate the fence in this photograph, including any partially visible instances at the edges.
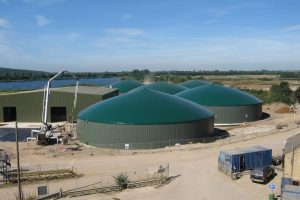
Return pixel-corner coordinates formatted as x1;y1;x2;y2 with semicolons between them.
34;163;169;200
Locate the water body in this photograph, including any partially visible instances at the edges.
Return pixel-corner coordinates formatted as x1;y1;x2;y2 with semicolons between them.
0;77;121;91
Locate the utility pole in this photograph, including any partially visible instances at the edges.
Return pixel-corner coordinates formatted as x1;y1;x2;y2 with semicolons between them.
15;122;22;200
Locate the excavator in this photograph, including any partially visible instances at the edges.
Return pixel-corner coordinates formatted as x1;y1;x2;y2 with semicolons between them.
36;70;79;145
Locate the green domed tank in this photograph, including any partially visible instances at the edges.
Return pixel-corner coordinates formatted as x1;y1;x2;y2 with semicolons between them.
78;87;214;149
140;81;187;95
178;80;210;89
110;80;143;94
177;83;263;124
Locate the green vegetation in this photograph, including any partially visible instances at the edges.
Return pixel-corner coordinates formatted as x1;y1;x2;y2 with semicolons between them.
113;172;129;190
270;82;295;105
241;81;296;105
240;89;271;104
155;73;192;83
1;67;300;82
257;77;274;81
295;86;300;103
0;67;51;81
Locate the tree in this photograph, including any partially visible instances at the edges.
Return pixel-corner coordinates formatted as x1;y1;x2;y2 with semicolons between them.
270;82;295;105
295;86;300;103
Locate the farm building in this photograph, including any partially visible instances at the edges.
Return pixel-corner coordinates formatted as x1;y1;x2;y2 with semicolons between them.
110;80;143;94
282;133;300;199
218;146;272;177
178;80;210;88
140;81;187;95
176;83;263;124
0;86;118;123
77;87;214;149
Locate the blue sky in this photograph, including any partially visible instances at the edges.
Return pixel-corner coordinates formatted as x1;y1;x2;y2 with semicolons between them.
0;0;300;72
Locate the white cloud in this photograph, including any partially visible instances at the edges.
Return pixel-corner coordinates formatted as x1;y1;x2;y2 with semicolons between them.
282;24;300;32
121;14;133;20
24;0;65;5
0;18;9;28
35;15;52;26
104;28;145;37
67;32;81;39
201;20;219;25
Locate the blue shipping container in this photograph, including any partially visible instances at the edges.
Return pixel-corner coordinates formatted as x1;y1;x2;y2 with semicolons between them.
218;146;272;175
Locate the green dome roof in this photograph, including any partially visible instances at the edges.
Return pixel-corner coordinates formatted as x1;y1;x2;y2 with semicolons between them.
143;81;187;95
78;87;213;125
176;83;263;106
178;80;210;88
111;80;143;93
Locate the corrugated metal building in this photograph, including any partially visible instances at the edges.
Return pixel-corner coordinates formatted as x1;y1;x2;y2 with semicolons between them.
218;146;272;176
77;87;214;149
177;83;263;124
110;80;143;94
0;86;118;122
178;80;210;88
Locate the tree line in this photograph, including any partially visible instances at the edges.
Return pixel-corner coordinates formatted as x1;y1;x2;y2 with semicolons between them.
1;68;300;81
241;82;300;105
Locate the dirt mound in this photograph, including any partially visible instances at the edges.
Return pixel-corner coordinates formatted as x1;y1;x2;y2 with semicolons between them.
275;106;292;114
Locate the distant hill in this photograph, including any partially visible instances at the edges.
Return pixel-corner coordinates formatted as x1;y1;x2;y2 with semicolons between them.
0;67;49;74
0;67;51;81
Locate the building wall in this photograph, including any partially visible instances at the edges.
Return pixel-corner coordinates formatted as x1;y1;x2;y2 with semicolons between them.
284;148;300;180
77;117;214;149
206;104;262;124
0;91;114;122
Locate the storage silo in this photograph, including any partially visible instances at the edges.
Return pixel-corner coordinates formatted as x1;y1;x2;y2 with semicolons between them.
142;81;187;95
176;83;263;125
110;80;143;94
77;87;214;149
178;80;210;88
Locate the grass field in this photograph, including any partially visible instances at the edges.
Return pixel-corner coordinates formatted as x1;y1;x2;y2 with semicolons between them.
199;75;300;91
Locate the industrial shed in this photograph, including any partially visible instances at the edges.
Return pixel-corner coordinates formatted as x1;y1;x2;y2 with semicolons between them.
0;86;118;123
140;81;187;95
218;146;272;176
178;80;210;88
110;80;143;94
77;87;214;149
176;83;263;124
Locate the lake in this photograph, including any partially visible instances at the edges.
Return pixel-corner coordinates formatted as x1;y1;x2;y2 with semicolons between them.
0;77;121;91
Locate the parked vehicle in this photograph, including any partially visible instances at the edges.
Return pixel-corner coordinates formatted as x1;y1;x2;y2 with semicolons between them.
272;155;283;166
250;166;275;183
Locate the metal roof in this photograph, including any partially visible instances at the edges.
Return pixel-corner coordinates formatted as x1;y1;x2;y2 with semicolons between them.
111;80;143;93
78;87;214;125
176;83;263;106
221;145;271;155
178;80;210;88
0;86;117;96
284;133;300;154
143;81;187;95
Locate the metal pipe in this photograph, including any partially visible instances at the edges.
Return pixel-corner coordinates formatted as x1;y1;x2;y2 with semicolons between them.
43;70;65;124
15;122;22;200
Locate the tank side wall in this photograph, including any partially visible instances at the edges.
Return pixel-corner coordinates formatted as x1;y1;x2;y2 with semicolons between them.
206;104;262;124
77;117;214;149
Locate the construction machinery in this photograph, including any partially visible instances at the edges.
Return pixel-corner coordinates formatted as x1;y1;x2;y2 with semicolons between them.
35;70;79;145
0;149;11;183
